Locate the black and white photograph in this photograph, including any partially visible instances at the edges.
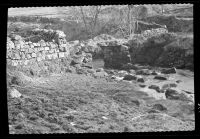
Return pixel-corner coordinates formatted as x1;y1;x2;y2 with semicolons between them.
6;4;195;134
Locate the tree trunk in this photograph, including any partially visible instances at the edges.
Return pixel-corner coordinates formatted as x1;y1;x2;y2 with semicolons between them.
91;6;101;38
80;7;88;33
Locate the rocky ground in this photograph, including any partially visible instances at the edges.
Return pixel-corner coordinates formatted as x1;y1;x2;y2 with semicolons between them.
7;61;194;134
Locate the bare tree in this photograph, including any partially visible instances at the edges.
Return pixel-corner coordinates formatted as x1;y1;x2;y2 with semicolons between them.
79;6;102;38
80;7;89;33
90;6;101;37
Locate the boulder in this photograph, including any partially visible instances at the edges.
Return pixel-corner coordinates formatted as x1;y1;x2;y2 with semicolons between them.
93;71;108;78
154;75;168;80
165;89;193;101
151;71;159;75
13;35;22;41
70;55;84;65
65;66;76;73
96;68;104;72
105;69;115;75
152;104;167;111
76;68;88;75
139;84;146;88
137;77;145;83
87;69;96;74
117;70;129;77
129;69;136;74
81;63;93;69
165;89;181;100
121;63;135;70
112;76;124;81
148;85;161;92
136;69;152;75
162;83;177;90
161;67;177;74
123;74;137;81
176;80;182;83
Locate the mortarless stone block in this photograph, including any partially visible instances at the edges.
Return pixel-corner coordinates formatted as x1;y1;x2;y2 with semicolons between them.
55;49;59;53
12;60;18;66
33;43;37;47
34;48;39;53
13;53;21;60
21;52;26;59
59;47;65;52
58;52;65;58
24;60;29;65
46;54;52;60
52;53;58;59
40;47;44;51
32;53;37;58
29;43;34;48
45;42;50;47
49;42;56;48
36;52;42;57
37;57;42;62
26;54;32;59
48;49;54;54
64;51;69;57
18;60;22;65
45;47;50;51
24;44;29;49
41;55;46;60
21;48;25;52
28;48;34;53
25;48;29;54
7;42;15;49
15;43;21;49
7;59;12;65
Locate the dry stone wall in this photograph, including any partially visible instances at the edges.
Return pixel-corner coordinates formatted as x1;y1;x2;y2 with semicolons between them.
7;29;72;67
99;28;170;69
99;28;193;71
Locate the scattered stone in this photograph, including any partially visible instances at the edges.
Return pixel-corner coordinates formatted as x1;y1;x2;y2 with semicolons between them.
102;116;108;120
165;89;180;100
76;68;87;75
162;83;177;90
154;75;168;80
161;67;177;74
176;80;182;83
148;85;161;92
182;90;193;94
137;77;145;83
94;71;108;78
129;69;136;74
96;68;104;72
105;70;115;75
165;89;193;102
9;88;22;98
152;104;167;111
117;70;129;77
123;74;137;81
87;69;96;74
136;69;151;75
139;84;146;88
81;63;93;69
151;71;158;75
121;63;135;70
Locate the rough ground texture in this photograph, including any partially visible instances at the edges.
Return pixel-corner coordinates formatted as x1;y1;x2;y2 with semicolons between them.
7;63;194;134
